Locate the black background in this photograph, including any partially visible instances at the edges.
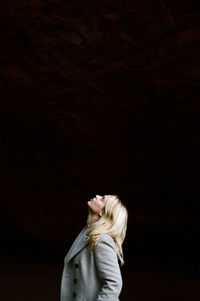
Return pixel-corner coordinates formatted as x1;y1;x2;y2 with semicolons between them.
0;0;200;300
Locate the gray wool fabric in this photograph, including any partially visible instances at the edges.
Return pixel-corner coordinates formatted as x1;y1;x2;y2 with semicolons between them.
60;226;122;301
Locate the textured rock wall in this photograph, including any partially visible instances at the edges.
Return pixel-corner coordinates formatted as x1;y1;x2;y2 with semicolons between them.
0;0;199;245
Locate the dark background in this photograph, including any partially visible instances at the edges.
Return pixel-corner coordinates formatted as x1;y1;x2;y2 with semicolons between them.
0;0;200;300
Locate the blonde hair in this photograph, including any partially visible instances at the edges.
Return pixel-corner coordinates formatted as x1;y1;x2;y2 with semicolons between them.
87;195;128;265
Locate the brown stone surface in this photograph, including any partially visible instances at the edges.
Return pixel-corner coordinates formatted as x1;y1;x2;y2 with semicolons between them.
0;0;199;243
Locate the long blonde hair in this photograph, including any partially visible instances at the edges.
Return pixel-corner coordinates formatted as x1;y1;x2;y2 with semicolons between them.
87;195;128;265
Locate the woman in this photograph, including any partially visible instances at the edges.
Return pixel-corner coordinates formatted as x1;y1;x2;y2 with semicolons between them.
60;194;128;301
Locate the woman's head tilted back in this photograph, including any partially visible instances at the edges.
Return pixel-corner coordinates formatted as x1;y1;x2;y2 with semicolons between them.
87;194;128;265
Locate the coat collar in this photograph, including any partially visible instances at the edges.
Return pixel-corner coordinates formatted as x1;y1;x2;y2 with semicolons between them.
64;226;89;263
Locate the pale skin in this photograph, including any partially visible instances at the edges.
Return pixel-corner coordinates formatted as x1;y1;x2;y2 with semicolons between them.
87;195;107;223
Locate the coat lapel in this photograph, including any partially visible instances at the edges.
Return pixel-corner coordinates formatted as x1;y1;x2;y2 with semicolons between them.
64;226;89;263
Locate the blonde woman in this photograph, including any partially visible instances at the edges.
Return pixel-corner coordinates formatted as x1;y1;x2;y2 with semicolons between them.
60;194;128;301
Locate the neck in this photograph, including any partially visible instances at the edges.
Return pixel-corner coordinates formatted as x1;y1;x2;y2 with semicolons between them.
87;210;100;225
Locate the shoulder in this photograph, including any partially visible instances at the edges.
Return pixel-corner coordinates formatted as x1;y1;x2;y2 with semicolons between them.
96;234;117;252
98;233;114;243
94;234;120;270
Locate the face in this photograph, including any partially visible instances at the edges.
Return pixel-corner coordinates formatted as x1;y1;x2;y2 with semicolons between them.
87;194;107;217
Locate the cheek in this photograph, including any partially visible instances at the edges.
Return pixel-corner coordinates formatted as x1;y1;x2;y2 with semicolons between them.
98;202;105;211
94;202;102;211
90;202;99;212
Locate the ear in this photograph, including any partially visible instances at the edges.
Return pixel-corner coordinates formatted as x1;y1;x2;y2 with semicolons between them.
98;211;103;217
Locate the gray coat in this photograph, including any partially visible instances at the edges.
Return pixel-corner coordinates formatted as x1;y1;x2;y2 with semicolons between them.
60;226;122;301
